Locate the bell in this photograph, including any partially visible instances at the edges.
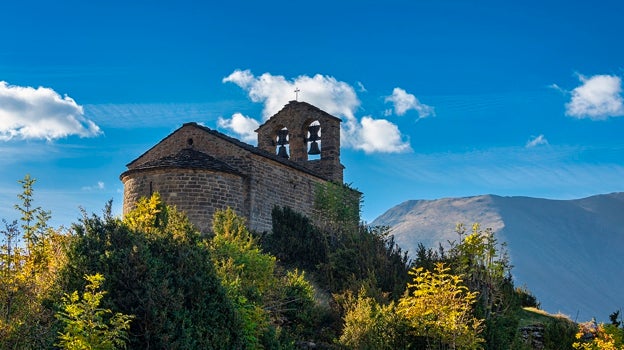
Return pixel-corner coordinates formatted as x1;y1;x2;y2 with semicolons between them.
276;129;289;146
307;125;320;142
308;140;321;155
277;145;289;158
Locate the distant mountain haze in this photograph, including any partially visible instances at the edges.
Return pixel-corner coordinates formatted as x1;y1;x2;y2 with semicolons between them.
372;193;624;322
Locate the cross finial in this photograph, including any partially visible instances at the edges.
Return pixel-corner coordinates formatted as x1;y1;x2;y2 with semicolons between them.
294;87;300;101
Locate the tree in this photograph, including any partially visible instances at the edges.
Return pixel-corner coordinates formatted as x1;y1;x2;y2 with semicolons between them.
208;208;277;349
0;176;68;349
0;219;21;326
338;290;411;350
313;181;361;235
573;320;624;350
397;263;484;350
61;194;243;349
14;174;51;257
449;223;511;319
267;206;327;270
209;208;328;348
610;311;622;328
275;269;318;339
56;274;133;350
270;205;410;299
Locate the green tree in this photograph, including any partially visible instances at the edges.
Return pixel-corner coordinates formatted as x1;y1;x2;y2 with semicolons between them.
313;182;361;235
56;274;133;350
397;263;484;350
445;223;535;349
267;206;327;270
275;269;318;339
61;194;243;349
449;223;511;319
210;208;326;348
270;205;410;299
208;208;277;349
14;175;51;257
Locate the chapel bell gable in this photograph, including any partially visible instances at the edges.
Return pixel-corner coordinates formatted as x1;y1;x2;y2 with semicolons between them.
256;101;344;182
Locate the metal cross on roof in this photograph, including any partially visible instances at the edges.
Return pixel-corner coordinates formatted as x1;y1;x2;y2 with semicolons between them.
294;87;300;101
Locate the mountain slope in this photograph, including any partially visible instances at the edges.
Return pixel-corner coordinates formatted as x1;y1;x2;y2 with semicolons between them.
371;193;624;322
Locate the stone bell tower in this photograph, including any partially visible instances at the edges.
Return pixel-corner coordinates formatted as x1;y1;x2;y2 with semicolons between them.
256;101;344;183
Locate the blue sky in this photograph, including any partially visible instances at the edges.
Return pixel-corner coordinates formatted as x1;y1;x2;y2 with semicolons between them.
1;0;623;227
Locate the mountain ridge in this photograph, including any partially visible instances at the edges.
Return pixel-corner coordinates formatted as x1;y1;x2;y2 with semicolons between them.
371;192;624;322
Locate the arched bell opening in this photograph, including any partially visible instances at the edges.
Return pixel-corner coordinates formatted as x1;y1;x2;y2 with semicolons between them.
305;120;321;161
275;127;290;159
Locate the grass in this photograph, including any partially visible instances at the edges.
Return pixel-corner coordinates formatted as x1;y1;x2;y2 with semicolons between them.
518;307;574;328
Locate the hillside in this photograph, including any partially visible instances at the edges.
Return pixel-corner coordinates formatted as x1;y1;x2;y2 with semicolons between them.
371;192;624;322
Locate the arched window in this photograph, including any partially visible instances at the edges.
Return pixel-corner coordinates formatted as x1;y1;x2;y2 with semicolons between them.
276;127;290;158
306;120;321;160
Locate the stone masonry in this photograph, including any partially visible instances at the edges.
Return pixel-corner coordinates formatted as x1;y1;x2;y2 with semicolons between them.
120;101;352;233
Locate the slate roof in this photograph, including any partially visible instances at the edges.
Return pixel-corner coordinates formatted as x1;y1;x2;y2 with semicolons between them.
124;121;331;181
120;147;243;177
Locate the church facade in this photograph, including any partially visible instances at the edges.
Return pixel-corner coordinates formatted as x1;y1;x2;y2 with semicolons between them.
120;101;347;233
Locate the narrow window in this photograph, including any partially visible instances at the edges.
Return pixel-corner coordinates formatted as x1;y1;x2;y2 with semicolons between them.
306;121;321;160
276;127;289;158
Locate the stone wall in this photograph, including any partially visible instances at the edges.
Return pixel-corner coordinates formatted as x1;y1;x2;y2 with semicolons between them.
122;123;334;233
121;168;247;232
256;101;343;183
245;153;323;231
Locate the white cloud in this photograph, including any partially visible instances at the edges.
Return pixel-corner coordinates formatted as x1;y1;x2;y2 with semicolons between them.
565;74;624;120
222;69;255;89
223;69;360;120
385;87;434;118
223;70;412;154
347;116;411;154
548;83;565;93
217;112;260;144
0;81;102;141
82;181;105;191
526;134;548;148
356;81;367;92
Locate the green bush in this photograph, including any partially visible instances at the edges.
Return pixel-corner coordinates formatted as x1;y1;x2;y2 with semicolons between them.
60;195;244;349
543;317;576;350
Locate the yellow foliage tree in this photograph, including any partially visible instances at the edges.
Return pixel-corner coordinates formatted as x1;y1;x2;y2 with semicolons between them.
56;274;133;350
1;176;70;348
397;262;484;350
338;289;409;350
573;321;624;350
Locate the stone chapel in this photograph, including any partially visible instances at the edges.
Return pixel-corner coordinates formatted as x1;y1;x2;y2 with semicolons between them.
120;100;348;233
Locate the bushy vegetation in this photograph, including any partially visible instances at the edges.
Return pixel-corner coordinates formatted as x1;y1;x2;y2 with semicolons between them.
61;194;244;349
266;182;410;299
263;182;412;345
573;312;624;350
2;176;619;349
1;175;70;348
207;207;322;348
55;273;133;350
